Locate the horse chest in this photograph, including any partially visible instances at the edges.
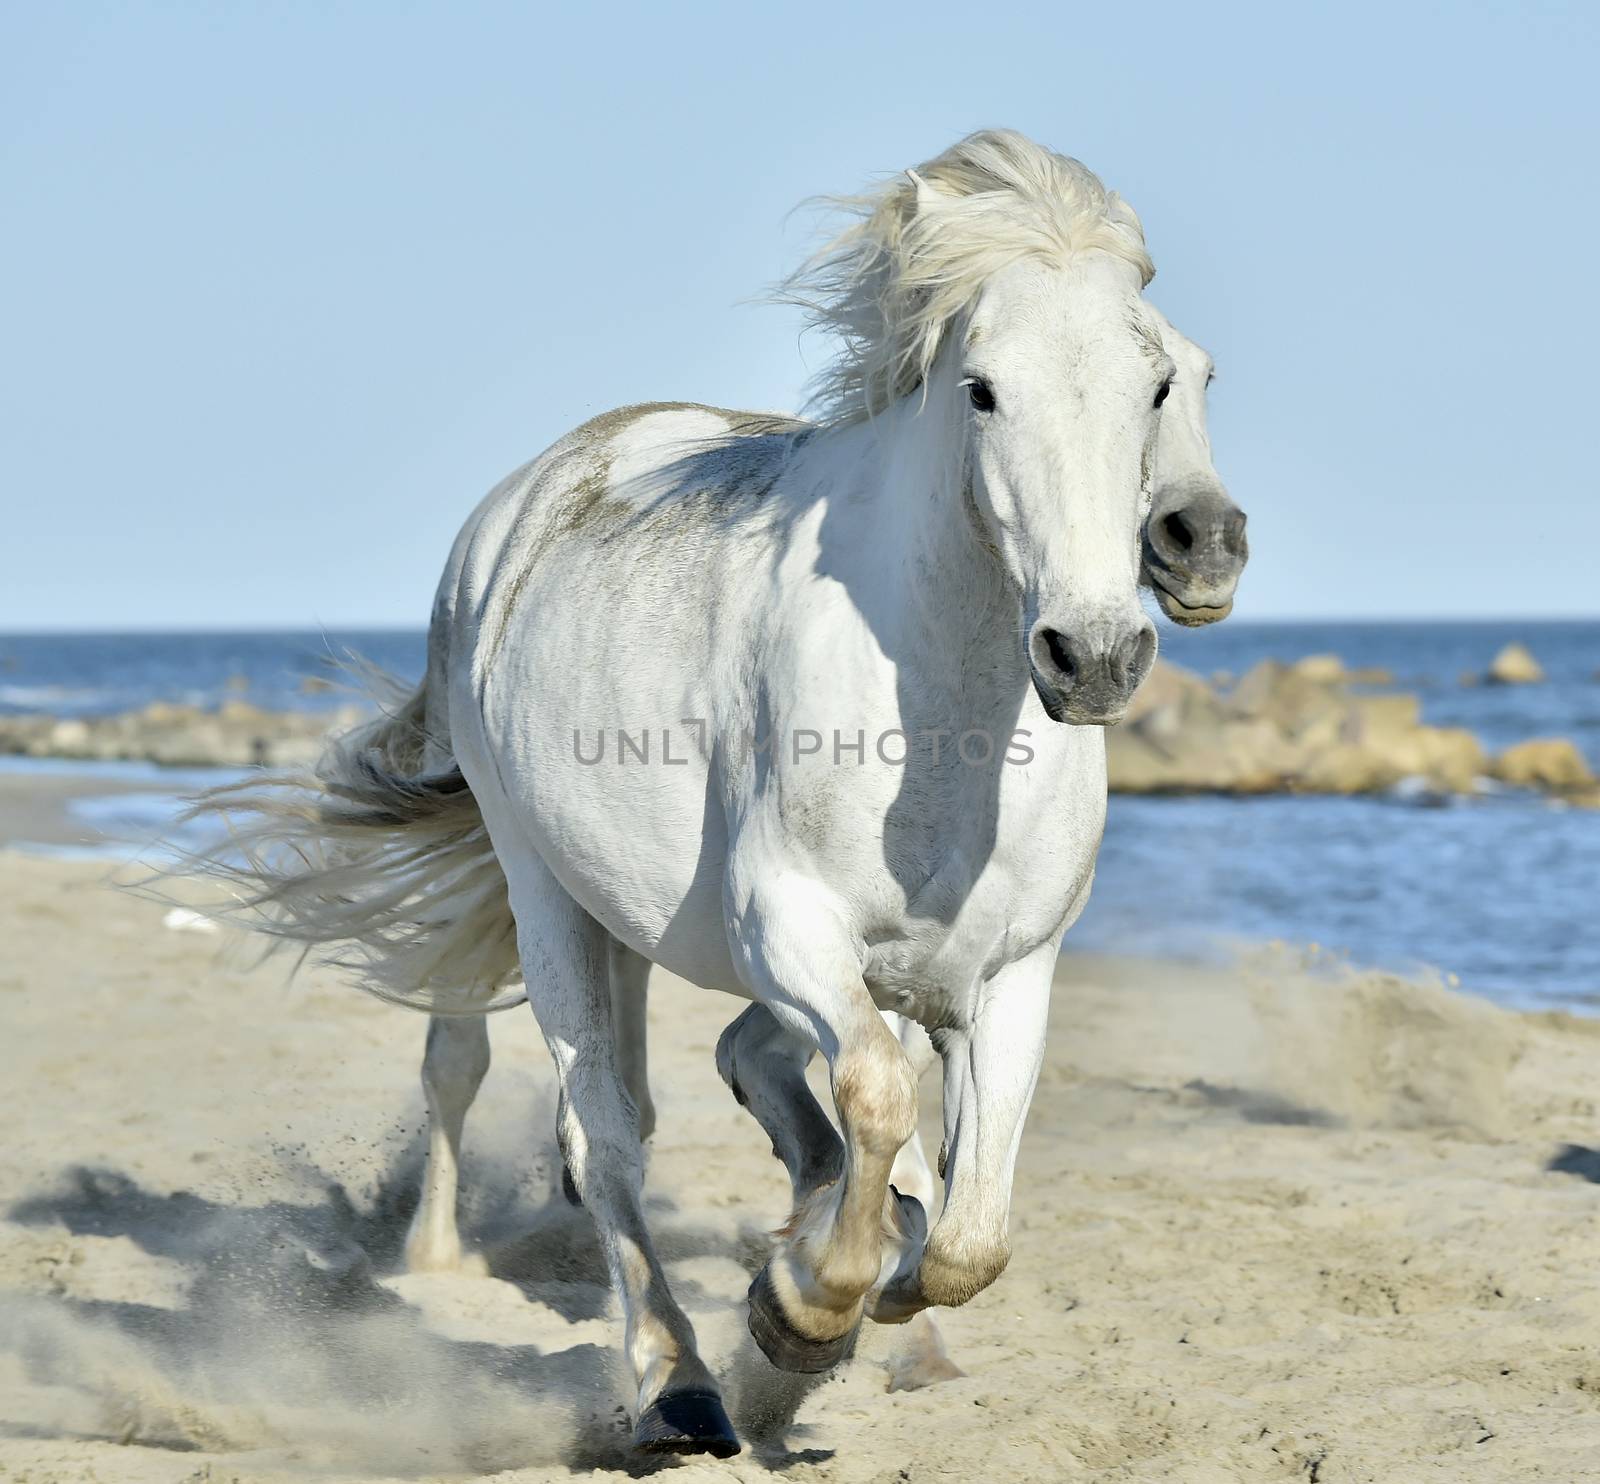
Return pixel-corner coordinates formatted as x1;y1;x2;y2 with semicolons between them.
814;729;1105;1023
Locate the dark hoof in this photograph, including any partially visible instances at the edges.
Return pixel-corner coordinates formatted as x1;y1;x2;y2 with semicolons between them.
633;1387;741;1458
560;1162;582;1207
747;1265;860;1374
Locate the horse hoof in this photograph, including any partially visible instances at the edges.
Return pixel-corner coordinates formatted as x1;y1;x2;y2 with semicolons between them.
633;1387;741;1457
561;1163;582;1207
747;1265;860;1374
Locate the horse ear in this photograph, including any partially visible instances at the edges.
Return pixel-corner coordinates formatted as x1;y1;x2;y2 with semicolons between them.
905;169;942;218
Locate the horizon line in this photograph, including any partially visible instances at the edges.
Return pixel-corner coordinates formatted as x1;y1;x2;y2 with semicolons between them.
3;614;1600;639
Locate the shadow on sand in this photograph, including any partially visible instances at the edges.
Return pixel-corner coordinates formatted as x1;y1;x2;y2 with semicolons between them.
2;1142;831;1475
1546;1143;1600;1184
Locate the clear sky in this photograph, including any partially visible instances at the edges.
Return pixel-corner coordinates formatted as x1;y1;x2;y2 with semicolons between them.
3;2;1595;631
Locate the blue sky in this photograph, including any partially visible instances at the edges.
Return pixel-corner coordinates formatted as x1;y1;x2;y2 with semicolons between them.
2;2;1595;630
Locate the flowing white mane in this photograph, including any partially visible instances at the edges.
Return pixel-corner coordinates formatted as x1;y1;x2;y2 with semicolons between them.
781;129;1155;425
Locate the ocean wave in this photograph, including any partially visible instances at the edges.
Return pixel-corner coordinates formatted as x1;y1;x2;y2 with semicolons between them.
0;683;121;713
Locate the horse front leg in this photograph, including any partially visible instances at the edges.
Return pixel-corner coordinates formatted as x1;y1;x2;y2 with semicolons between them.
872;1013;967;1390
883;1011;939;1208
731;881;919;1374
875;944;1054;1320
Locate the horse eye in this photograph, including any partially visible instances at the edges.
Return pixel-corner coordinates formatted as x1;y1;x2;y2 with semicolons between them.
966;379;995;413
1153;379;1172;410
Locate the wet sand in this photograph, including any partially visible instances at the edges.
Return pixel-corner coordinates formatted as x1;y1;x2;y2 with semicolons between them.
0;770;175;850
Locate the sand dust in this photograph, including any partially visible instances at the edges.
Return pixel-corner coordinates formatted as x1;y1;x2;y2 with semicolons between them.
4;853;1600;1481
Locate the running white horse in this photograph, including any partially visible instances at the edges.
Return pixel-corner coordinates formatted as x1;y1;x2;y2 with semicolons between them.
400;305;1249;1394
195;131;1199;1459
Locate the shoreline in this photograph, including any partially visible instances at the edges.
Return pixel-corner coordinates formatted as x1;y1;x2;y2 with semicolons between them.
3;652;1596;805
0;768;181;851
2;750;1594;1020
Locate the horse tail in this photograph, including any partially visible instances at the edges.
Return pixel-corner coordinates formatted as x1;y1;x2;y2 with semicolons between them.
165;659;525;1016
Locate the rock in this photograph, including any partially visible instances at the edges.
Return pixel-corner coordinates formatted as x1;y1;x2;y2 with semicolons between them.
140;701;203;723
0;700;358;769
1406;728;1489;793
1486;643;1544;685
1292;743;1400;795
1108;653;1502;799
1291;654;1346;684
48;719;91;751
1346;694;1423;744
218;699;268;724
1123;660;1217;726
1225;659;1289;716
1286;655;1394;689
1492;739;1595;792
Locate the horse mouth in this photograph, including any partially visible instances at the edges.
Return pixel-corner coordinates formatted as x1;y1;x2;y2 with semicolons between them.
1148;570;1234;628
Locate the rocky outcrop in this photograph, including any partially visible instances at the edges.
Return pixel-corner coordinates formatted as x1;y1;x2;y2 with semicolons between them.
1490;738;1598;800
2;666;1594;808
1288;654;1395;687
1109;659;1544;799
1485;643;1545;685
0;701;365;769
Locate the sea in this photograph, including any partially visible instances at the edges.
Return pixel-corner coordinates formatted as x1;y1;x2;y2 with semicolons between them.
1;621;1596;1013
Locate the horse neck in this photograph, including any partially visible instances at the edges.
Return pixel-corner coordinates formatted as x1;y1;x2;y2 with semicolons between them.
807;395;1031;708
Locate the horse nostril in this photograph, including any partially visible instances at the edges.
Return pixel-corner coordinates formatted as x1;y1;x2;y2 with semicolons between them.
1128;623;1158;686
1161;512;1195;553
1041;628;1076;682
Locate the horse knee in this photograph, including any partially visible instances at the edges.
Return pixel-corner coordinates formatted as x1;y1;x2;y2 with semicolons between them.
832;1035;918;1160
916;1231;1012;1309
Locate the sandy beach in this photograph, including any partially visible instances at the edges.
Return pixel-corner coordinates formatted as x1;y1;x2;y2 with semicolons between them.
2;836;1600;1483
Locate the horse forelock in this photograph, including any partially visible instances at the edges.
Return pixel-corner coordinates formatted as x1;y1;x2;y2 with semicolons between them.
777;129;1155;426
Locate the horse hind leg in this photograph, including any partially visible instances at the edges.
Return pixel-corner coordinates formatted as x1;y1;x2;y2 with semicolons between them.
508;847;737;1458
405;1014;492;1275
563;937;656;1205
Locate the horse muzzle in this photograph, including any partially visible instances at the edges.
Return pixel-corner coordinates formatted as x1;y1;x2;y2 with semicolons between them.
1143;480;1248;627
1028;615;1158;726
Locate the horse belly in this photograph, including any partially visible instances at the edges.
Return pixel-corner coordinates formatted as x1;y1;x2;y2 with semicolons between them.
461;591;748;994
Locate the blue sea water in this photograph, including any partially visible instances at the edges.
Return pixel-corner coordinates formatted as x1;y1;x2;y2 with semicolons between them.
0;630;426;718
0;621;1596;1011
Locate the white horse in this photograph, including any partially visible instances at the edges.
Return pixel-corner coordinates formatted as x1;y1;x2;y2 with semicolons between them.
400;306;1249;1395
196;131;1200;1459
